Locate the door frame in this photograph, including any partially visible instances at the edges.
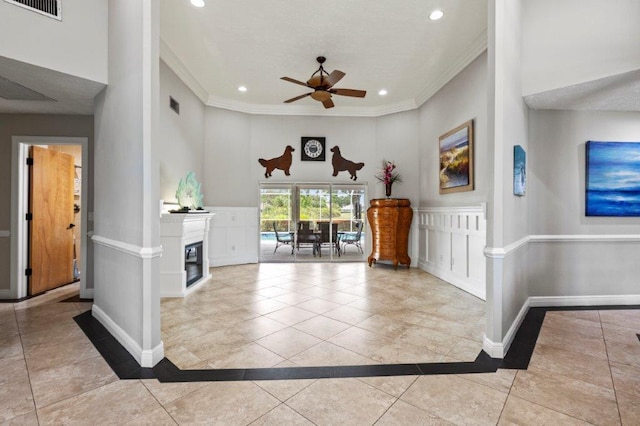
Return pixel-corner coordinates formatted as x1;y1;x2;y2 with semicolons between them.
10;136;90;299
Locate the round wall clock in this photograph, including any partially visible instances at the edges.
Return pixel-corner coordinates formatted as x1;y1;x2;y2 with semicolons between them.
301;137;326;161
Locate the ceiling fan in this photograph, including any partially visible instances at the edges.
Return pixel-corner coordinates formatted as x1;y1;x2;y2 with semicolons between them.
281;56;366;109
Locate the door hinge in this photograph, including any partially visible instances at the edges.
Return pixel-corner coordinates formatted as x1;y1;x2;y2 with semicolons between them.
25;268;32;276
26;157;33;166
25;213;33;221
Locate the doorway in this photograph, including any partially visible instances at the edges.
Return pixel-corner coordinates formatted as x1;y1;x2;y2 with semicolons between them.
10;136;90;300
259;183;367;263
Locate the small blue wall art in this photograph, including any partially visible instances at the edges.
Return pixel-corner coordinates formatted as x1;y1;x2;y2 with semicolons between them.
586;141;640;216
513;145;526;196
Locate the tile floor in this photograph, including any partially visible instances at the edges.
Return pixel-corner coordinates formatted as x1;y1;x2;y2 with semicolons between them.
0;264;638;425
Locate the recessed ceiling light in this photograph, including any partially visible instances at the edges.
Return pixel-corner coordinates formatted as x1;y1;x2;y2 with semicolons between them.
238;86;247;92
429;9;444;21
190;0;205;8
378;89;388;96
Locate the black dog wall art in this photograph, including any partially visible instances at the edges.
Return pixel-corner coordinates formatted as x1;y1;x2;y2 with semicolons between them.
258;145;295;178
330;146;364;181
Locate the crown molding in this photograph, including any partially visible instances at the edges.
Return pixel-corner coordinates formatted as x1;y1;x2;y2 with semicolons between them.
161;31;487;117
159;39;209;104
206;95;419;118
415;29;488;107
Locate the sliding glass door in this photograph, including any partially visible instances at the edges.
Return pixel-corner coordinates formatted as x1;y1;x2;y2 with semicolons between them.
259;185;295;262
259;183;367;262
331;185;367;262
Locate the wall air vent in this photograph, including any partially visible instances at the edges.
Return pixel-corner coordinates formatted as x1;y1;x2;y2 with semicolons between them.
170;96;180;114
4;0;61;20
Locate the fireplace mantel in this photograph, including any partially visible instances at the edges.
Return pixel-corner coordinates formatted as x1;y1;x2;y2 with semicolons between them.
160;212;214;297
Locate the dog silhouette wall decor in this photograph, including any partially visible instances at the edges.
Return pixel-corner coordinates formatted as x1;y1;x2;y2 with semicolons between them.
330;146;364;181
258;145;295;178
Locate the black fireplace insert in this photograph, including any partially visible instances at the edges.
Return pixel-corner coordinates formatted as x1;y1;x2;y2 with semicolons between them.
185;241;203;287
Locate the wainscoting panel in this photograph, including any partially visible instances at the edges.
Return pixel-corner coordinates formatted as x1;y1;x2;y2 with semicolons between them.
417;205;486;300
206;207;259;267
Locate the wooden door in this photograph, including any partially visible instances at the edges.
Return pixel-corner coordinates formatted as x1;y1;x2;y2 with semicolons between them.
29;146;75;296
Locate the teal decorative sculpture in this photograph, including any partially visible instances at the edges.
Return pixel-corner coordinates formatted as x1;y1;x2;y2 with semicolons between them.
176;172;204;210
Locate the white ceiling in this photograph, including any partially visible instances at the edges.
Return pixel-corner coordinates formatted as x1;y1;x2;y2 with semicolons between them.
0;55;105;115
160;0;489;116
524;69;640;112
2;0;637;116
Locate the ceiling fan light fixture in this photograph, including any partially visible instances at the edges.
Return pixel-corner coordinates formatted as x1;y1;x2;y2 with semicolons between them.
307;76;324;88
378;89;388;96
190;0;205;8
310;91;331;102
429;9;444;21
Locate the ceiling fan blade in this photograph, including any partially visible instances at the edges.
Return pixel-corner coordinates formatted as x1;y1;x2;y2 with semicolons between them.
281;76;311;88
331;88;367;98
283;92;312;103
322;97;335;109
325;70;346;88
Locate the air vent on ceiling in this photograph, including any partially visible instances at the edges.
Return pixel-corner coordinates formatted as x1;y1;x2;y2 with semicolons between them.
4;0;61;20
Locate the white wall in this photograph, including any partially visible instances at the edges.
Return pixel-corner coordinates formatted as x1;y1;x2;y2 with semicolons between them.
529;110;640;235
527;110;640;297
376;111;420;202
418;52;488;208
93;0;162;367
203;108;252;206
0;0;108;84
522;0;640;96
414;51;489;303
159;60;205;203
203;110;420;207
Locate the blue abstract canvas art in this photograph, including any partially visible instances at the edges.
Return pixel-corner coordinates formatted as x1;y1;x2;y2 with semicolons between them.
514;145;526;196
586;141;640;216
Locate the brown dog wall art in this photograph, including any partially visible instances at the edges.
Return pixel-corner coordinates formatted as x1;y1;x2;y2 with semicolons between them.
258;145;295;178
331;146;364;181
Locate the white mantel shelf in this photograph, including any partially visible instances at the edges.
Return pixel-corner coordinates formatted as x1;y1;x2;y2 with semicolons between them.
160;212;214;298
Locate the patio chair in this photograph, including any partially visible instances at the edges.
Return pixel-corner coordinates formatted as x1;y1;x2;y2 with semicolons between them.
273;222;293;254
319;222;340;256
297;221;319;256
341;222;363;254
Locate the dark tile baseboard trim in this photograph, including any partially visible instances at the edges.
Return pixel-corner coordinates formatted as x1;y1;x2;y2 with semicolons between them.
74;304;640;383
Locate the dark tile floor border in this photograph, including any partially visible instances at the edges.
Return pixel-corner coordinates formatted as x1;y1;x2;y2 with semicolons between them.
74;304;640;382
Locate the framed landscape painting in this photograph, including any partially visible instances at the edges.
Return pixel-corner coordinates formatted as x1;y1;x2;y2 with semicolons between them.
514;145;526;196
439;120;474;194
586;141;640;216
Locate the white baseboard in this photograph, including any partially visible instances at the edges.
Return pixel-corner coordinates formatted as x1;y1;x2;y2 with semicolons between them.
0;289;12;299
503;297;531;357
529;294;640;307
141;341;165;368
483;297;530;359
209;255;258;268
92;304;164;368
419;260;486;300
482;335;504;359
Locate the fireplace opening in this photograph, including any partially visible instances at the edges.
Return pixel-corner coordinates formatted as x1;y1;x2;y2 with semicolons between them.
185;241;203;287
